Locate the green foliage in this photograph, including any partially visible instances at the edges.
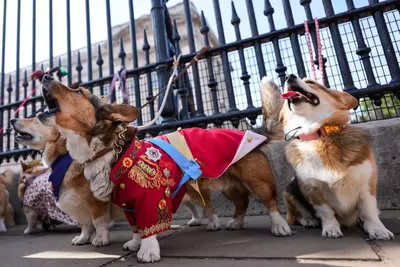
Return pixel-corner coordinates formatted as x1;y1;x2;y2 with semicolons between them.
356;94;400;121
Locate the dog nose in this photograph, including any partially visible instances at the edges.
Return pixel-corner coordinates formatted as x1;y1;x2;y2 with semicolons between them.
10;118;17;126
42;74;54;82
285;74;297;82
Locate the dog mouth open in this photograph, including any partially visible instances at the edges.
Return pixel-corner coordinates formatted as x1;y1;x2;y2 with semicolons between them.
14;128;34;142
41;85;59;115
281;85;320;106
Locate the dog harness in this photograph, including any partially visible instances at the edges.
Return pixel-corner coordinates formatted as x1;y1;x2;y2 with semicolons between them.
109;128;266;239
49;153;73;201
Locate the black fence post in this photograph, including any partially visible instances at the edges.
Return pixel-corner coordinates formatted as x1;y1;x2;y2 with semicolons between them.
368;0;400;83
151;0;176;128
322;0;356;91
282;0;306;78
264;0;287;87
0;0;8;153
128;0;143;125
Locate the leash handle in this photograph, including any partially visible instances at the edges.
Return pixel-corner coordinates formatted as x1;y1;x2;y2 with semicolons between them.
140;46;210;110
304;20;316;81
314;18;324;85
304;19;324;85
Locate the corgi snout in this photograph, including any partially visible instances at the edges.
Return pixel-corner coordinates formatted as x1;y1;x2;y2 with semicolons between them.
285;74;298;83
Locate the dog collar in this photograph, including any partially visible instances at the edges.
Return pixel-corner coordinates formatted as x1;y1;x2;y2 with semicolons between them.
22;168;49;186
86;127;136;164
297;125;343;141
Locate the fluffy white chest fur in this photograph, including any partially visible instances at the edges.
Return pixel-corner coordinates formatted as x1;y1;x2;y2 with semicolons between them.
294;142;374;214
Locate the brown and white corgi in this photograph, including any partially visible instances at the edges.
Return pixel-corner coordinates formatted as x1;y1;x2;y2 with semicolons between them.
36;75;291;263
0;169;15;233
11;117;125;245
261;74;393;240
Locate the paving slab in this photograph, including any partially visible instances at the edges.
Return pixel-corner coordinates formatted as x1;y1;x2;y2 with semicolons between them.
0;223;175;267
160;216;379;261
376;234;400;266
108;257;388;267
3;214;400;267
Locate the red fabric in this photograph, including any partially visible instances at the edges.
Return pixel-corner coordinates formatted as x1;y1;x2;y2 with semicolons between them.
110;138;184;239
161;128;245;178
110;128;247;239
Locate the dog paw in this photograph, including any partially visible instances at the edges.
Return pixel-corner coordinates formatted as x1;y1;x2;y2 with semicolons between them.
206;214;221;231
137;236;160;263
322;225;343;238
225;217;244;230
270;212;291;237
24;227;37;234
71;235;91;245
92;235;109;247
364;221;394;241
271;222;292;237
187;217;202;227
137;248;161;263
206;221;221;231
300;217;319;228
123;239;141;251
0;220;7;233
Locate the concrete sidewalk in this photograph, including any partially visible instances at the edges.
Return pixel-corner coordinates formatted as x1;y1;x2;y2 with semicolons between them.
1;211;399;267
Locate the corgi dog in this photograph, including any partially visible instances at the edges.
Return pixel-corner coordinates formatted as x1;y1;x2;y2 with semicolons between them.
18;159;78;234
261;74;393;240
37;74;291;263
11;117;125;245
0;169;15;233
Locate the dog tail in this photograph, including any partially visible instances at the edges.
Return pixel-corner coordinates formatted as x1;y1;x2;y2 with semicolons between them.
0;169;15;186
259;77;284;140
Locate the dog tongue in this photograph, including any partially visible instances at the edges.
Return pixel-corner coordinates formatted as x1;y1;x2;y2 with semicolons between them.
281;91;300;100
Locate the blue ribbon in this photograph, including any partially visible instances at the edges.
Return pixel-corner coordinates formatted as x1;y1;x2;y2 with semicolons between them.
148;138;202;198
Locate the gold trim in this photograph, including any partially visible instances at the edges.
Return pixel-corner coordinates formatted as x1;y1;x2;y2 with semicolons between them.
138;221;171;238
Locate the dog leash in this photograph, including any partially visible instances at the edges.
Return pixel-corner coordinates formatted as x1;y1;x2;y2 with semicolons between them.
137;46;210;131
0;67;68;135
140;46;209;110
105;68;129;104
5;46;209;136
304;18;324;85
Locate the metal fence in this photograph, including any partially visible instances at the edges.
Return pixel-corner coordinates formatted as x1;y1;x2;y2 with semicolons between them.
0;0;400;166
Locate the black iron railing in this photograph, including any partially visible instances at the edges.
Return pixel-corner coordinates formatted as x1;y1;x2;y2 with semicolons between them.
0;0;400;165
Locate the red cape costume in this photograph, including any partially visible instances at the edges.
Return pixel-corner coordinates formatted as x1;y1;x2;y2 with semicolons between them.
110;128;266;238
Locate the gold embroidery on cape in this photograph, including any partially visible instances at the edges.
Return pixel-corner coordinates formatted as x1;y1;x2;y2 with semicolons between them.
128;154;176;189
138;221;171;238
137;159;157;178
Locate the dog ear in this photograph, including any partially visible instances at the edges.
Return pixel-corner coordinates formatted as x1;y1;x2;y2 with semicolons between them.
99;104;140;123
20;161;28;172
331;91;358;110
279;109;284;123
